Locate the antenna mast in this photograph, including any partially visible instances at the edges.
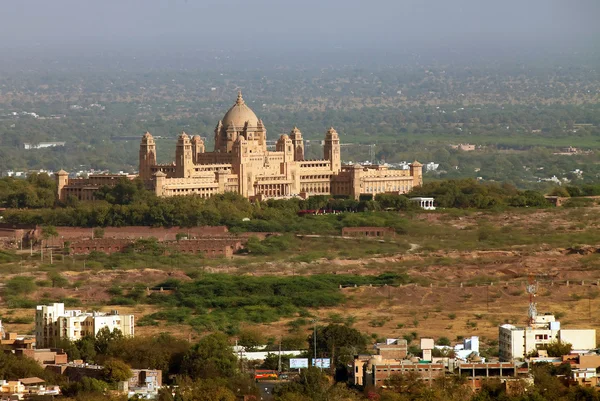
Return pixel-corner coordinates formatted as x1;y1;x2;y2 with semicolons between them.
526;274;538;327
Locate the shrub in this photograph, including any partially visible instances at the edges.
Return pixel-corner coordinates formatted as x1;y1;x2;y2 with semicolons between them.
5;297;37;309
436;337;451;346
136;316;159;327
4;277;36;296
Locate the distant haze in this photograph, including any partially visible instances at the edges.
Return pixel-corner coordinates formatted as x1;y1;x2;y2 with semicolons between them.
1;0;599;66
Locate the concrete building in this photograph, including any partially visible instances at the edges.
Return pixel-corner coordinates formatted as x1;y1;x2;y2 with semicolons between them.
499;314;596;361
0;331;35;350
569;368;598;387
35;303;134;348
364;356;445;387
457;361;529;392
0;378;60;400
13;348;68;366
57;92;422;201
375;338;409;360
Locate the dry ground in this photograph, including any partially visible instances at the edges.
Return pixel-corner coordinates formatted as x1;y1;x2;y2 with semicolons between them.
2;207;600;347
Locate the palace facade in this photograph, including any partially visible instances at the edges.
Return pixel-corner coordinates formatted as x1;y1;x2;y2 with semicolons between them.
57;92;422;201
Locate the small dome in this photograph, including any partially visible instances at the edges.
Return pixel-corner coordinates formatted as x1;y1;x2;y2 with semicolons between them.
143;131;153;139
279;134;290;141
56;169;68;175
221;91;259;129
410;160;423;167
178;131;190;140
154;171;167;177
191;135;203;143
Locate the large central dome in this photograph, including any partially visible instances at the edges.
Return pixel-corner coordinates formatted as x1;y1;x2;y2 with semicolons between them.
221;91;259;128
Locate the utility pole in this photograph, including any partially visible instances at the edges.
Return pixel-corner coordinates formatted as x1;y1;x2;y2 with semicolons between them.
312;319;318;367
278;338;282;373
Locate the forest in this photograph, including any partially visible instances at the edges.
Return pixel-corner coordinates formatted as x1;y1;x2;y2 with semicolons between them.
0;55;599;188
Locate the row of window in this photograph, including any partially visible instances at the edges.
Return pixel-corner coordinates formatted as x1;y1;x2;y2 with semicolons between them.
300;175;331;180
365;184;412;193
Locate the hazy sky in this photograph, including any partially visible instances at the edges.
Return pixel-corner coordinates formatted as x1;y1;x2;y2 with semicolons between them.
1;0;598;52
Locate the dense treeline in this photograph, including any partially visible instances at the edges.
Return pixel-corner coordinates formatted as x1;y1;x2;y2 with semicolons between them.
409;179;550;208
0;177;562;230
0;173;56;208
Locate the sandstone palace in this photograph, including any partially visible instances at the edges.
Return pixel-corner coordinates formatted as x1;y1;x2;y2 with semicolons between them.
56;92;422;201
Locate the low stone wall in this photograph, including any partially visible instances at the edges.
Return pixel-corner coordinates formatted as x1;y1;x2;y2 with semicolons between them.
341;226;396;238
56;225;228;241
69;237;243;259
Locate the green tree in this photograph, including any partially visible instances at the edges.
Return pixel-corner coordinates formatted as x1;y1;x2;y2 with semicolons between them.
101;358;132;383
308;324;367;373
0;352;50;381
539;340;573;357
62;377;109;397
75;335;97;362
41;225;58;241
105;333;189;376
48;271;69;288
238;328;265;351
180;333;237;379
273;367;329;401
95;327;124;355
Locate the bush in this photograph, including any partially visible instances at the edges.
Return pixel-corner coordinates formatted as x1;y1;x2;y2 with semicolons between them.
4;276;36;296
136;316;159;327
5;297;37;309
563;198;595;208
436;336;451;346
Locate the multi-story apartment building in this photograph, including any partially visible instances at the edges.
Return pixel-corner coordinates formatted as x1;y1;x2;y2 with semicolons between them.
499;314;596;361
35;303;134;348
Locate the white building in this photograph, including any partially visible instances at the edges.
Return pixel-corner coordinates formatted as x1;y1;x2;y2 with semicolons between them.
424;162;439;172
410;197;436;210
499;314;596;361
23;141;66;150
35;303;134;348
